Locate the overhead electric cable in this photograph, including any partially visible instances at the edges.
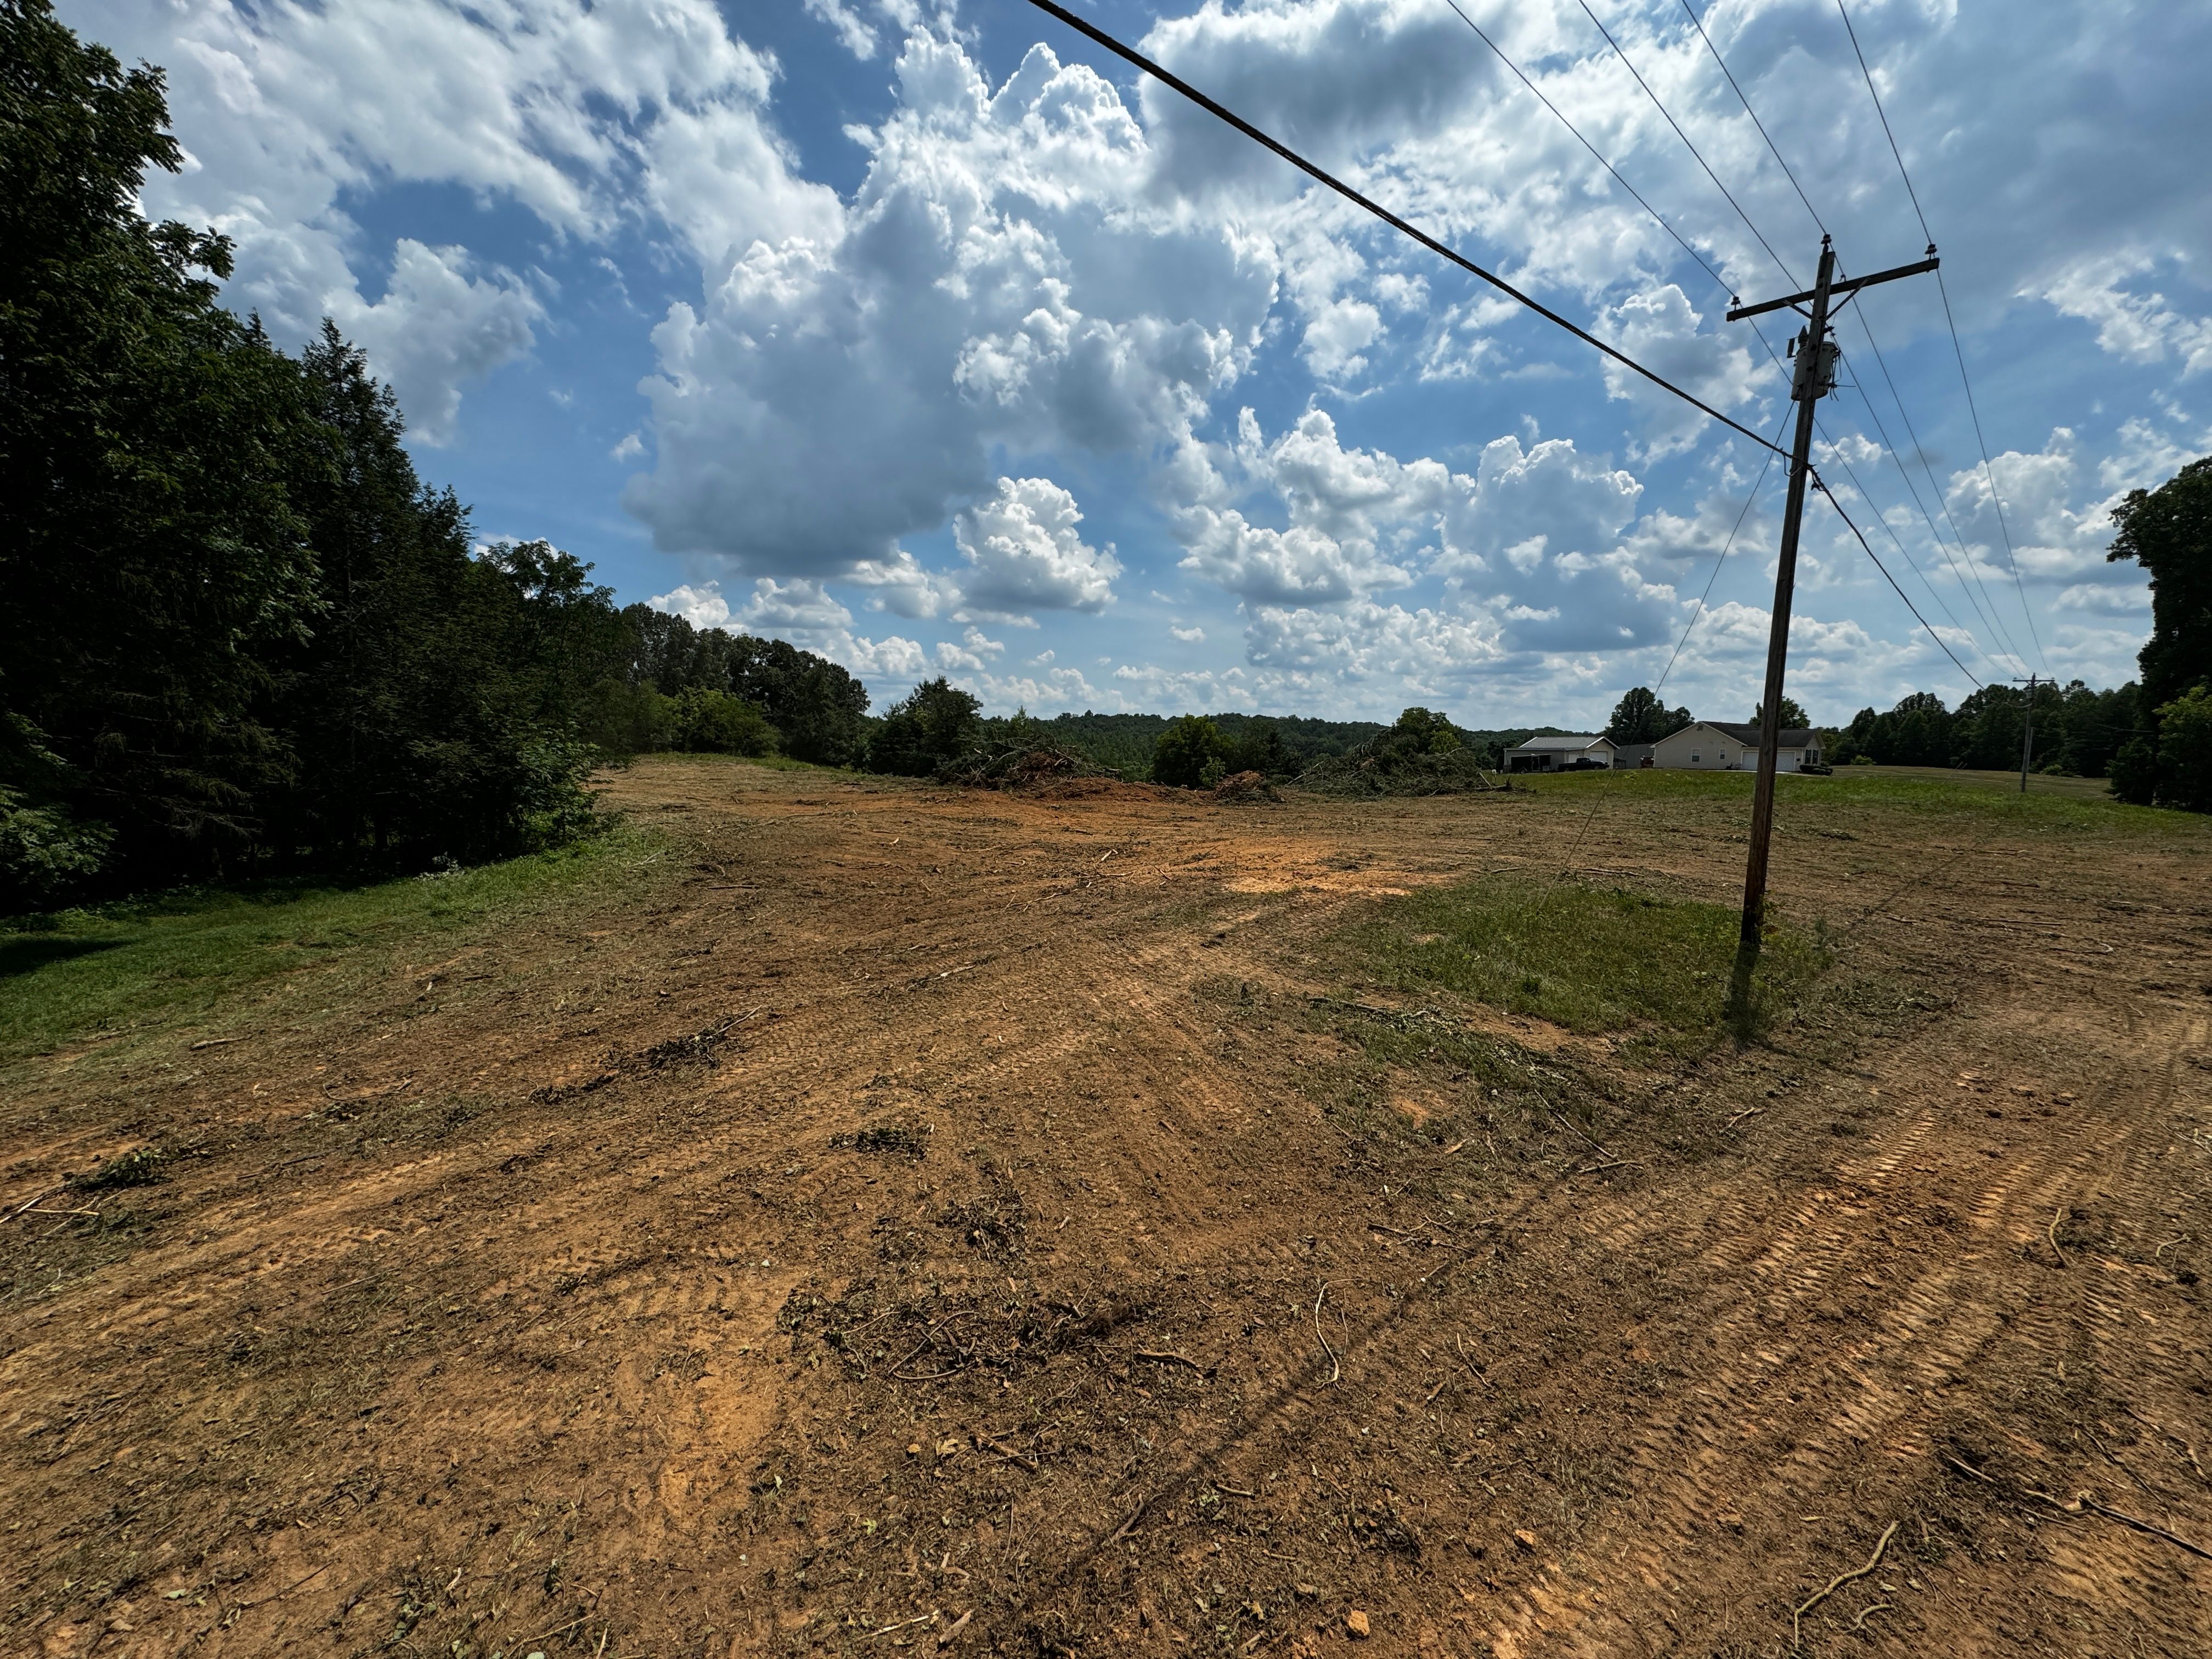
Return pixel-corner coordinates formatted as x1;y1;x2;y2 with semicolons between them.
1440;0;1729;296
1656;420;1787;695
1808;373;2011;674
1425;3;2004;677
1017;0;1784;456
1842;317;2028;663
1808;468;1983;688
1836;0;2047;673
1573;0;1797;287
1677;0;1826;238
1832;0;1929;244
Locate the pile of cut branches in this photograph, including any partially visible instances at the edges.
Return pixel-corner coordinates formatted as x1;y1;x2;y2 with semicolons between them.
1296;742;1500;797
937;737;1121;790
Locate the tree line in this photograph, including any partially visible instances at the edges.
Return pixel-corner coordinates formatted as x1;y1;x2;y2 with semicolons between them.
0;2;870;910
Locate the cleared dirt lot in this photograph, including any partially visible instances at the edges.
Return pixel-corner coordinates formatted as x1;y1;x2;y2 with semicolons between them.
5;756;2211;1657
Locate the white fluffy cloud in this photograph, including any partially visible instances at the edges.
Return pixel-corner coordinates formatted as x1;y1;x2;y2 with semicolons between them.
82;0;831;437
84;0;2212;715
330;241;543;444
1170;407;1652;659
622;35;1269;580
955;477;1122;616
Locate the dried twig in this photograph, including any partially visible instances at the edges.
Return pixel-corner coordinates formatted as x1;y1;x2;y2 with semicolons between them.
1545;1106;1609;1158
1791;1520;1897;1646
1848;1602;1893;1633
2029;1491;2212;1560
1104;1497;1148;1545
1;1186;61;1226
1940;1451;1992;1483
1724;1106;1767;1129
867;1611;940;1638
936;1609;973;1648
1313;1284;1340;1386
2047;1207;2070;1269
189;1036;246;1051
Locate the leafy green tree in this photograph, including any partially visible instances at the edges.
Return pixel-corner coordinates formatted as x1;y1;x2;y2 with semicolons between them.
2108;456;2212;711
2;0;321;895
1151;715;1226;787
2147;686;2212;812
669;689;777;756
867;678;981;776
584;680;674;757
1606;687;1692;744
1751;697;1809;731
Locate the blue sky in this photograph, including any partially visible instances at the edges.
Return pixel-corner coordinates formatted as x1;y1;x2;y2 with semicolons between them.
77;0;2212;728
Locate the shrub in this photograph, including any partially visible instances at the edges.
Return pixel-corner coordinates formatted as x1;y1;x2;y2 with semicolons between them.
1152;715;1226;788
2152;684;2212;812
670;688;777;757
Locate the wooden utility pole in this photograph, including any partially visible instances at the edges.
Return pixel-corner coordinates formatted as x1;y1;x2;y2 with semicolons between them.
2018;674;2038;793
1725;240;1940;949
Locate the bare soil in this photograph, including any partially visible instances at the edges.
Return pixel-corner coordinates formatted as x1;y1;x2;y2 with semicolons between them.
5;755;2211;1658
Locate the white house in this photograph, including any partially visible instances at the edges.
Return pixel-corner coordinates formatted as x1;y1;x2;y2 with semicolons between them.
1652;720;1823;772
1503;733;1616;772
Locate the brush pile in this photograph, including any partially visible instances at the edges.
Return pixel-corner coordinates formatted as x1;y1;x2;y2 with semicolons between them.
937;736;1121;790
1297;739;1500;797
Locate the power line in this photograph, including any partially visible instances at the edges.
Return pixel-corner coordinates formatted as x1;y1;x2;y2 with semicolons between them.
1660;2;2014;673
1836;0;2047;674
1842;315;2028;663
1804;374;2011;675
1832;0;1929;244
1574;0;1797;287
1808;467;1982;688
1657;419;1787;696
1017;0;1784;457
1677;0;1825;238
1440;0;1729;296
1435;0;2006;680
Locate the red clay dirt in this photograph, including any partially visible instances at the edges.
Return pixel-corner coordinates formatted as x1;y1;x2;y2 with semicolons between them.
4;755;2210;1657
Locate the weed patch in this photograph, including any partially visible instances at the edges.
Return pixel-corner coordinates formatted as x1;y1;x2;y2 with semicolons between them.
1339;875;1828;1048
0;828;654;1071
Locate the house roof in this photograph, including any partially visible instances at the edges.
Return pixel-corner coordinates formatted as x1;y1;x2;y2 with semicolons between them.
1687;720;1817;747
1507;732;1611;752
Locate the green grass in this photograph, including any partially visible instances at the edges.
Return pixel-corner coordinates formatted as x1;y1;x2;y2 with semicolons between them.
0;829;654;1069
1517;763;2205;836
1341;874;1828;1045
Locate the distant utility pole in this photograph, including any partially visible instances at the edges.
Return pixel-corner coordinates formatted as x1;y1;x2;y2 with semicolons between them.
2017;674;2039;793
1725;237;1939;951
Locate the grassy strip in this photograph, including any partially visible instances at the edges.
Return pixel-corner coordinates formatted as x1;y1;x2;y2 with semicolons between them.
0;828;654;1069
1518;763;2199;835
1340;874;1828;1047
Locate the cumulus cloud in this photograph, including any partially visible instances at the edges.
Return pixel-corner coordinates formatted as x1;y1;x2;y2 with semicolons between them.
88;0;831;438
955;478;1121;617
623;36;1270;581
332;241;542;444
650;581;731;630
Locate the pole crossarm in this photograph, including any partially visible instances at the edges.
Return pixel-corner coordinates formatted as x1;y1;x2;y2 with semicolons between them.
1726;253;1939;321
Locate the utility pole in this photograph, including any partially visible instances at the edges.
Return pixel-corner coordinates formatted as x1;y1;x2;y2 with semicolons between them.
2018;674;2038;793
1725;240;1940;951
